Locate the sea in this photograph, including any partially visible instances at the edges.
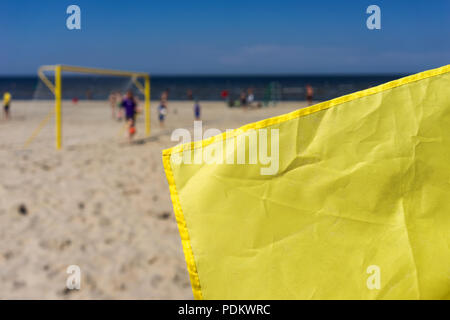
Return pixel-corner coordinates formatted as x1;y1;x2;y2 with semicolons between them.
0;74;407;102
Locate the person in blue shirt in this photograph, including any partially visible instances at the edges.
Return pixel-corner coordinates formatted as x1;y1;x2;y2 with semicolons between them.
121;90;139;142
194;100;201;120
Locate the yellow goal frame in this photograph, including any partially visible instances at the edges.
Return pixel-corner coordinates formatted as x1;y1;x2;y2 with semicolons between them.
37;65;151;149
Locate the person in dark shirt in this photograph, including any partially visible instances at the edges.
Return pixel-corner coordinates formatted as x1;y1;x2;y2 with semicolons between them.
121;90;138;142
240;91;247;108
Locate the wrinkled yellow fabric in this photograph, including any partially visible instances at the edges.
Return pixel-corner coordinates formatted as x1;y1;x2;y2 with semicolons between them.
163;65;450;300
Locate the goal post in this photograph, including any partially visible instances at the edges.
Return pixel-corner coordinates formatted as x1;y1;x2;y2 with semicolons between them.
37;64;151;150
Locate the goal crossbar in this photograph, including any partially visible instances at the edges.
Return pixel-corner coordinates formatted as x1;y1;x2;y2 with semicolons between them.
37;65;151;149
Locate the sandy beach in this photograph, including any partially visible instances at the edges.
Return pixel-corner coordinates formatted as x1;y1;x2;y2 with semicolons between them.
0;100;308;299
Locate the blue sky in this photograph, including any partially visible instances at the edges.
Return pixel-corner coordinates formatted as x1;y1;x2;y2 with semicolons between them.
1;0;449;75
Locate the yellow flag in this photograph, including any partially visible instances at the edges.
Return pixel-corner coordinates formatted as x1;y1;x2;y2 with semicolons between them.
163;65;450;300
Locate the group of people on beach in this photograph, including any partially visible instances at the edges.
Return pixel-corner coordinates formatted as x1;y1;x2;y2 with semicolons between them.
223;84;314;108
106;83;313;143
240;88;256;108
108;88;202;143
157;89;202;128
2;83;312;144
221;88;257;108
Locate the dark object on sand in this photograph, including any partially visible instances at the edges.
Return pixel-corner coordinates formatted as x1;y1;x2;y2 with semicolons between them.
158;212;171;220
18;204;28;215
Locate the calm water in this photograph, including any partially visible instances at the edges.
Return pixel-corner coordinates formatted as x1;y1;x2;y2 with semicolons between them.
0;74;406;102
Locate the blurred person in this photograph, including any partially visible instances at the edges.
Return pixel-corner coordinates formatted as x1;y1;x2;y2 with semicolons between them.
116;92;124;120
3;92;11;120
187;89;193;101
161;89;169;101
221;89;229;104
158;100;168;128
134;94;141;113
221;90;229;100
158;90;169;128
109;91;119;119
247;88;255;107
240;91;247;108
194;100;201;120
306;84;314;106
121;90;139;142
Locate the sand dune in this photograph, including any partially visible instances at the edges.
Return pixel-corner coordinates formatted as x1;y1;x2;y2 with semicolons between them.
0;100;307;299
